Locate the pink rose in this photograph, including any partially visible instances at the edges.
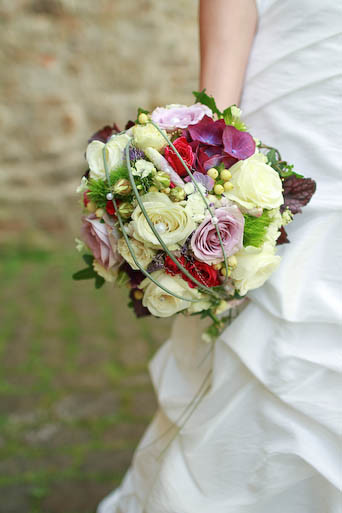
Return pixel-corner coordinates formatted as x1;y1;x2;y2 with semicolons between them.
82;215;122;269
151;103;213;131
191;206;244;264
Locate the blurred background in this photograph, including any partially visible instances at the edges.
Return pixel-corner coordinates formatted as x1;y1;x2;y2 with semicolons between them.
0;1;198;511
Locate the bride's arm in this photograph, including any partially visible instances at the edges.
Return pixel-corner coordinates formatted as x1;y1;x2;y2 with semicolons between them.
199;0;258;110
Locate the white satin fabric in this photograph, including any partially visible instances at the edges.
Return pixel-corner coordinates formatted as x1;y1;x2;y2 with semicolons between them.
98;1;342;511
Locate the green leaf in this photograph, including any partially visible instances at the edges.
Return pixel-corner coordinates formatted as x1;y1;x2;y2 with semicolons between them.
243;210;272;248
192;89;222;117
223;106;233;125
87;165;130;207
82;254;94;266
95;275;105;289
266;149;277;166
72;267;97;280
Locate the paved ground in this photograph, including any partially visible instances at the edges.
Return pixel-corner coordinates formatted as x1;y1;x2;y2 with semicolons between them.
0;246;172;513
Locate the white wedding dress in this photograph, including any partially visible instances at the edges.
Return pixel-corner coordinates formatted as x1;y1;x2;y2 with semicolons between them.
98;1;342;512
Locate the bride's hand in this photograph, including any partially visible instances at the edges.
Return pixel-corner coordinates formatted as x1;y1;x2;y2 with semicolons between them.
199;0;258;109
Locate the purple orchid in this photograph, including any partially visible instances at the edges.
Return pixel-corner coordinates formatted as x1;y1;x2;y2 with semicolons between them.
184;116;255;174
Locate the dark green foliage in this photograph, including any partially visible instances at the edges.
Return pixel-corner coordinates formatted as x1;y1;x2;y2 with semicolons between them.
223;106;247;131
262;146;303;179
193;89;221;117
243;210;272;248
72;253;105;289
193;90;247;130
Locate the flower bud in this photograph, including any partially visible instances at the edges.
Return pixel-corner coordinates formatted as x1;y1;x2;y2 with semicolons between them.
220;267;231;277
138;113;149;124
86;201;97;213
214;184;224;195
169;186;186;202
228;255;237;268
118;202;134;219
116;269;130;287
212;262;223;270
220;169;232;181
207;168;219;179
154;171;171;189
224;181;234;192
207;194;217;204
215;300;230;315
133;289;144;300
148;185;159;193
113;178;132;196
95;208;104;218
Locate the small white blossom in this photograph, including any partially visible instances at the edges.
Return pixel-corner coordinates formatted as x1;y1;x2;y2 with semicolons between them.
75;238;85;252
76;176;88;194
282;208;293;225
184;182;195;195
132;159;156;178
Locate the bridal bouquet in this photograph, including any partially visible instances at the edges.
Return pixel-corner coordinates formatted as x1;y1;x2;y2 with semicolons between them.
74;91;316;340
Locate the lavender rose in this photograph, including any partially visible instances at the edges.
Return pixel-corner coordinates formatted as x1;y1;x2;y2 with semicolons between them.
191;206;244;264
151;103;213;131
82;215;122;269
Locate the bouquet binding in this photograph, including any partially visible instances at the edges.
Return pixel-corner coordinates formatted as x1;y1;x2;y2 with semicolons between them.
74;91;316;341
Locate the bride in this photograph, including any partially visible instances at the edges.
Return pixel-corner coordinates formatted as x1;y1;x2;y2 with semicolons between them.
98;0;342;511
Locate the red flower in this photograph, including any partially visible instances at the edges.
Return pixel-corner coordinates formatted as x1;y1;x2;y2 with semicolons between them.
164;255;220;289
164;137;194;177
185;260;220;288
164;255;186;276
106;199;118;216
83;191;90;207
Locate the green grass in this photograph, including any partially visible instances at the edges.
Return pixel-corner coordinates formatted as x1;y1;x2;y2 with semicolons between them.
0;244;171;512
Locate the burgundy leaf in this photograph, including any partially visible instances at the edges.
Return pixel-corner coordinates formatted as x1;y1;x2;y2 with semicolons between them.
276;226;290;245
222;125;255;160
281;176;316;215
188;116;226;146
125;120;135;130
120;262;145;288
88;123;121;144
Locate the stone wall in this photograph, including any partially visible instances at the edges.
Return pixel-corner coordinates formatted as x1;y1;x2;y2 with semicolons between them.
0;0;199;247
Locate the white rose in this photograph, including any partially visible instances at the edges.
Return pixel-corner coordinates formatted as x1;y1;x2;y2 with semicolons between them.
117;237;156;270
140;271;201;317
225;152;283;209
132;159;156;178
86;133;131;181
131;192;196;250
132;124;167;152
231;243;281;296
